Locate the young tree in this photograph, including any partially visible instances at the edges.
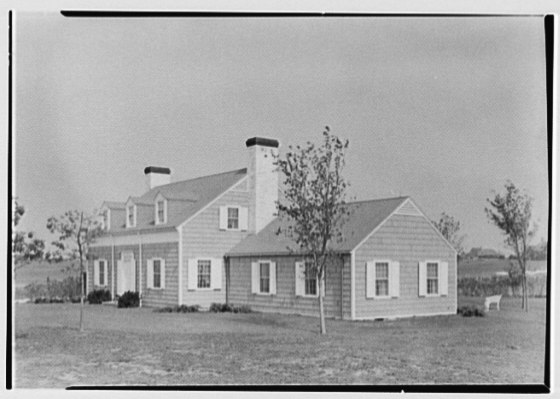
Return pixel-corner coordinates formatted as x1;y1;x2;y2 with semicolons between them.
276;126;351;334
46;210;103;331
12;200;45;277
432;212;466;257
485;181;535;311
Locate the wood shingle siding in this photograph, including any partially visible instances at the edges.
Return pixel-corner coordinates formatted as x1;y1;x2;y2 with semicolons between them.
180;179;250;307
228;254;349;319
354;214;457;319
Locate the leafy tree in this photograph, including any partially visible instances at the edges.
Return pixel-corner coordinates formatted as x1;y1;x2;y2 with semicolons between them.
432;212;465;256
46;210;103;331
12;199;45;276
485;181;535;311
276;126;351;334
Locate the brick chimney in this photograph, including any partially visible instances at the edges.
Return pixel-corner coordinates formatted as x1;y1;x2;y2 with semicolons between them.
246;137;279;233
144;166;171;191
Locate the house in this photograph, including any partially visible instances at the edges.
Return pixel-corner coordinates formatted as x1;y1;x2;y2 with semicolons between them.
88;137;457;320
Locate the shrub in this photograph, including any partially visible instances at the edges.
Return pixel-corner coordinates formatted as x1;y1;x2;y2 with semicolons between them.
154;304;200;313
117;291;140;308
25;276;82;303
457;305;485;317
87;289;112;304
209;303;251;313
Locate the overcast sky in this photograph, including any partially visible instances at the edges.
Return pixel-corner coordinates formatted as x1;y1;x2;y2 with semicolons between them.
14;13;548;253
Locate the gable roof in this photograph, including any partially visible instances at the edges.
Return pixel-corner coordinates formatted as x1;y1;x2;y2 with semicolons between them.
106;168;247;234
227;196;409;256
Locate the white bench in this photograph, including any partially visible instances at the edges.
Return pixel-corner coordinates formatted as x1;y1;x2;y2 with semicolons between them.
484;295;502;311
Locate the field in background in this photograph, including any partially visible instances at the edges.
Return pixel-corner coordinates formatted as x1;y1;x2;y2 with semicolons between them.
458;259;547;278
14;297;546;387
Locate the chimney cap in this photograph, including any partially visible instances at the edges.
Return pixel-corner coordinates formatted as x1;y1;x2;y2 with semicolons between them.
144;166;171;175
245;137;279;148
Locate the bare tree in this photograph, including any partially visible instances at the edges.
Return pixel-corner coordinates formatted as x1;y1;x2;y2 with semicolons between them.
276;126;351;334
47;210;103;331
432;212;466;257
485;181;535;311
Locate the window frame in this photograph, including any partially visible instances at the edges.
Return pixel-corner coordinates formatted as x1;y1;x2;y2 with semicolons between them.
197;259;212;290
95;259;108;287
303;261;318;297
152;258;162;289
126;204;136;228
259;261;271;294
374;261;390;298
155;197;167;225
226;206;240;231
426;261;439;296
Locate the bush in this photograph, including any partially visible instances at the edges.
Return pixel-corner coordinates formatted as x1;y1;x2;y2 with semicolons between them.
117;291;140;308
25;275;82;303
457;305;485;317
457;274;547;297
154;304;200;313
87;289;112;304
209;303;252;313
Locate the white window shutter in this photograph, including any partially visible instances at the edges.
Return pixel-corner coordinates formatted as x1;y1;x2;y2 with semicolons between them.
147;259;153;289
160;259;166;289
295;262;305;296
389;261;400;298
366;261;375;298
103;261;107;286
439;261;448;296
269;262;277;295
418;261;427;297
93;260;100;286
187;259;198;290
211;258;222;290
251;262;259;294
239;207;249;231
219;206;228;230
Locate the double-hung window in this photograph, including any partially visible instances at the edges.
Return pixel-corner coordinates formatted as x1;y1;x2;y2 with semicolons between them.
227;207;239;230
375;262;389;297
259;262;270;293
304;262;317;296
99;260;106;286
153;259;162;289
156;200;165;224
427;262;438;295
197;260;211;289
127;205;135;227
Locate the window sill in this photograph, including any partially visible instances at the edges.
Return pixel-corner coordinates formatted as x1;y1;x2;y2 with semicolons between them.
254;292;274;296
369;295;393;300
188;287;219;292
147;287;165;291
297;294;319;298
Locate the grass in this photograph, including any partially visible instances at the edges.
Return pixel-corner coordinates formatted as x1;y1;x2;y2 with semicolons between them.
14;296;546;387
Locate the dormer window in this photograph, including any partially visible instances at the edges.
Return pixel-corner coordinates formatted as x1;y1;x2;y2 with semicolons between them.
156;199;166;225
126;205;136;228
102;209;110;230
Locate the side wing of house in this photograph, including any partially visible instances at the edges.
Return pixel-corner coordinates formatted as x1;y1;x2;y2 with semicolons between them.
179;177;250;307
353;199;457;320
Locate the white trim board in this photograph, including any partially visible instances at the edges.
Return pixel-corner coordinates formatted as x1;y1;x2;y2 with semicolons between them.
91;231;179;247
354;310;456;321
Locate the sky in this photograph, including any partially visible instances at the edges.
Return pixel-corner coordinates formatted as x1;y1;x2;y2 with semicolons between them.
14;13;548;254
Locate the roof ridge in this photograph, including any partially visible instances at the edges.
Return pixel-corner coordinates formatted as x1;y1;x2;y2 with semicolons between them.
149;167;247;190
347;196;409;205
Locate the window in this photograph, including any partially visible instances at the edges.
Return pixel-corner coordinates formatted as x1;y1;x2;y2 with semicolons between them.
197;260;211;289
156;200;165;224
102;209;110;230
99;260;105;286
227;207;239;229
153;259;162;288
427;262;438;295
304;262;317;296
94;259;107;287
127;205;135;227
375;262;389;297
259;262;270;293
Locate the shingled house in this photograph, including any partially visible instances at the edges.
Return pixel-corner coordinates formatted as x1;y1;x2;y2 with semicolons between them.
89;137;457;319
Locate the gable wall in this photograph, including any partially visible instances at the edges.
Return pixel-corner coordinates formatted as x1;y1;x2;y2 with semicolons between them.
180;178;250;307
354;214;457;319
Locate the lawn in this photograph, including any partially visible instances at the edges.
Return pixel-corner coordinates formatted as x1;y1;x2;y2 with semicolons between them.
14;297;547;387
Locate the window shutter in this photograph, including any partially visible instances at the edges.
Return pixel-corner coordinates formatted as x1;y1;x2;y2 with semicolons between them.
146;259;153;288
389;261;400;298
211;258;222;290
102;261;107;286
160;259;166;289
418;261;427;297
269;262;277;295
439;261;448;296
251;262;259;294
187;259;198;290
295;262;305;296
93;260;100;286
239;207;249;231
366;261;375;298
219;206;228;230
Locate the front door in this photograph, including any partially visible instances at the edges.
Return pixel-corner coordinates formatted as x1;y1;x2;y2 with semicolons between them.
117;252;136;295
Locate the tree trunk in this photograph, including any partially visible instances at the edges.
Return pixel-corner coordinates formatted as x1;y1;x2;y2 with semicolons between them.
319;289;326;335
79;260;84;332
523;273;529;312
